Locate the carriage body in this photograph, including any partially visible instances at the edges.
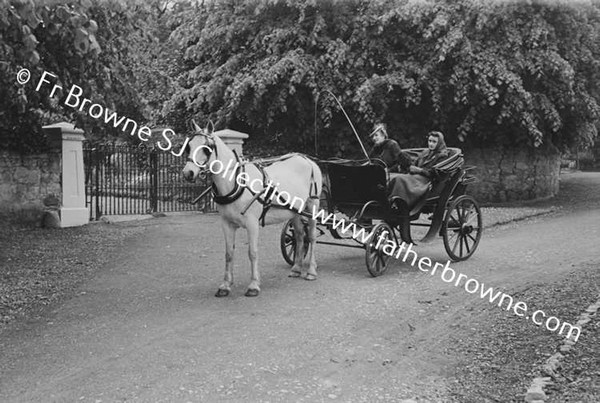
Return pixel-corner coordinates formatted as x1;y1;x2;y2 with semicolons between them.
280;148;483;277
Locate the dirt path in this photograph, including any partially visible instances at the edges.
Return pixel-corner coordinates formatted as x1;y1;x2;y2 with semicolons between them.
0;172;599;402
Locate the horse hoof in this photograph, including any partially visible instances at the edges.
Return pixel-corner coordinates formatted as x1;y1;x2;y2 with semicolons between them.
245;288;260;297
215;289;230;297
288;270;302;278
304;273;317;281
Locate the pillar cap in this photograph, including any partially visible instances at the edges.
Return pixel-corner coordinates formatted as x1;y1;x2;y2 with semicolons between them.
43;122;84;135
43;122;85;141
216;129;249;140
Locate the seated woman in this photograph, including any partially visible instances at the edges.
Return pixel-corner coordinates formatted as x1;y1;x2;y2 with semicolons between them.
368;123;411;173
387;131;449;208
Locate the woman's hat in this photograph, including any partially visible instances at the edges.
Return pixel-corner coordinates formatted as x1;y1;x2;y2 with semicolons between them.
370;123;387;138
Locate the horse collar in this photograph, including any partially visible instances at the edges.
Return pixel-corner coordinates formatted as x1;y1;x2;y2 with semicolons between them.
211;152;245;205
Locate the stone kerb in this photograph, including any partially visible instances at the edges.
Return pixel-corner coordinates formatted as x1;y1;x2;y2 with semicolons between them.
42;122;89;227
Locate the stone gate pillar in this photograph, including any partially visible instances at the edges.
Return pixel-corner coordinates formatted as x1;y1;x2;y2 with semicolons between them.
43;122;89;227
216;129;249;155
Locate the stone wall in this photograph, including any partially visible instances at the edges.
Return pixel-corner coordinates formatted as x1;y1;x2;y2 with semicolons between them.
465;146;561;203
0;151;62;223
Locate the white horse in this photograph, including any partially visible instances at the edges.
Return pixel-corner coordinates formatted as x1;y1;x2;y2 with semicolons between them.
182;123;323;297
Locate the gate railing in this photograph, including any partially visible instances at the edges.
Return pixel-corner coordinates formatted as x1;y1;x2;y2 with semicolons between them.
83;143;215;220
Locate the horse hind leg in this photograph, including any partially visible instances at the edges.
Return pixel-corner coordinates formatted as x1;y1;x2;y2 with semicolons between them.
216;219;236;297
304;197;319;281
288;215;304;278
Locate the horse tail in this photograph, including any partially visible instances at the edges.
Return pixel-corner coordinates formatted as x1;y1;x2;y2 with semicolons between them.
303;155;323;199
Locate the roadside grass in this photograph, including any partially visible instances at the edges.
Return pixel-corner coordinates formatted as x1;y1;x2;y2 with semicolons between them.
0;221;142;334
447;265;600;403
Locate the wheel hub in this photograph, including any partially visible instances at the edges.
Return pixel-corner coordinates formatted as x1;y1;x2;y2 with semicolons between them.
461;224;474;235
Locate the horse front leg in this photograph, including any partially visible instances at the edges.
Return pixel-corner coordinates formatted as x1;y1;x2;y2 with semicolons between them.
245;219;261;297
216;219;236;297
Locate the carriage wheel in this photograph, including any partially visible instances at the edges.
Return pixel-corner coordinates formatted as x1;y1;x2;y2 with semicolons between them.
365;223;393;277
280;218;309;266
442;195;482;262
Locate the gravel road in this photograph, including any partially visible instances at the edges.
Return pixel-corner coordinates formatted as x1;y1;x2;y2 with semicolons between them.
0;171;598;402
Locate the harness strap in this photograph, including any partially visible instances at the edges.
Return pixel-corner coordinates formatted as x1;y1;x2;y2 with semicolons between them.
235;153;320;226
257;166;274;227
212;180;244;205
212;151;245;205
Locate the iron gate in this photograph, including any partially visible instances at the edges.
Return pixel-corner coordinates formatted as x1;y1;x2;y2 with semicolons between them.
84;144;215;220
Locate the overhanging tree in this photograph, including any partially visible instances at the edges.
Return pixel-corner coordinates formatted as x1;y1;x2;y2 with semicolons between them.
163;0;600;157
0;0;179;154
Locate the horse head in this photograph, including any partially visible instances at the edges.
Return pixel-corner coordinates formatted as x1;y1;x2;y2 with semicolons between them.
182;120;216;182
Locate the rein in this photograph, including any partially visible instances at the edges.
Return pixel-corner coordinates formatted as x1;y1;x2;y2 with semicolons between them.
188;131;246;205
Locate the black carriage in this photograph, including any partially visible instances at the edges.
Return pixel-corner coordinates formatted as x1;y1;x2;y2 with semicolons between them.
280;148;482;277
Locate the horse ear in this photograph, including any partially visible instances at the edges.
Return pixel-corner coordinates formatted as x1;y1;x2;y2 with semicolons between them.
206;119;215;134
192;120;202;133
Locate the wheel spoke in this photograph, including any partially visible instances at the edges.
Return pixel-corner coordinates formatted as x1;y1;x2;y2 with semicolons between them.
464;235;471;254
376;254;384;270
455;206;464;224
448;230;459;244
467;233;477;243
464;212;479;226
459;235;464;256
452;234;460;255
462;206;473;225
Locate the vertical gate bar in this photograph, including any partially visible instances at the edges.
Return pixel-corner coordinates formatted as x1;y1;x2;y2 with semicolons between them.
104;147;110;214
147;151;151;213
120;145;123;214
158;152;162;212
141;149;144;214
113;145;116;215
151;151;158;213
107;145;110;216
121;146;125;215
125;147;127;215
125;146;128;214
97;146;102;219
122;146;124;215
90;147;100;220
115;145;118;215
128;146;132;215
105;146;109;216
127;146;130;214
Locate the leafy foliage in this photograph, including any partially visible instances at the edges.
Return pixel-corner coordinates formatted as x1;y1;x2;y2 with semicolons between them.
164;0;600;157
0;0;172;153
3;0;600;156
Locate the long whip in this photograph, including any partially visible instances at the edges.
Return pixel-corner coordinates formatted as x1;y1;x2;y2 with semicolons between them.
324;90;370;159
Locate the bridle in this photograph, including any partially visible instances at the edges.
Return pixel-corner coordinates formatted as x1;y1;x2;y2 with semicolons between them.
186;129;217;167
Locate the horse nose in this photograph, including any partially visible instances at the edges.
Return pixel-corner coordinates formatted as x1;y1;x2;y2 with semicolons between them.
183;170;194;182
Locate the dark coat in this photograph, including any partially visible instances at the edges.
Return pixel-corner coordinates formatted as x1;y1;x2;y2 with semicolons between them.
387;133;450;207
414;135;449;179
369;139;411;173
